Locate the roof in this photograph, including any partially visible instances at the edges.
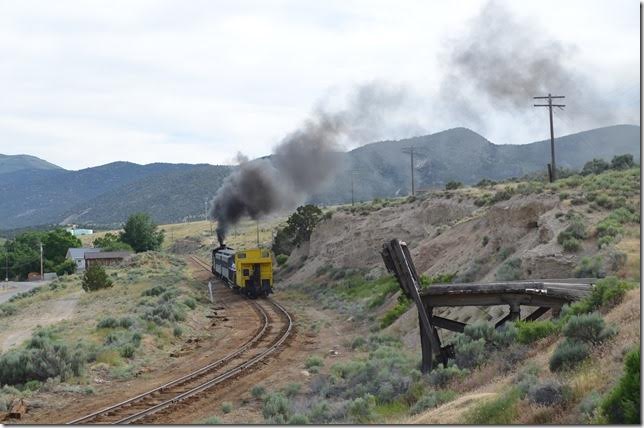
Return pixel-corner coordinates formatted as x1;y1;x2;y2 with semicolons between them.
66;247;101;259
84;251;132;260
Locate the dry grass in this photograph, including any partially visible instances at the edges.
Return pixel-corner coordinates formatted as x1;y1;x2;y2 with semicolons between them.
615;235;640;280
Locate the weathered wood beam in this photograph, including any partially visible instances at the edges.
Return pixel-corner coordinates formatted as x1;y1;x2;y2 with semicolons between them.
431;315;467;333
524;306;550;321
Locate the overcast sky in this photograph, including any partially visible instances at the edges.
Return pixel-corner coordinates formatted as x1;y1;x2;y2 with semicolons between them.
0;0;639;170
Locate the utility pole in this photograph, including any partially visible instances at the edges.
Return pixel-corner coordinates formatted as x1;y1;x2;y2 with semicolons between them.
534;94;565;182
4;249;8;282
256;220;260;247
39;242;43;280
350;171;361;206
402;147;428;196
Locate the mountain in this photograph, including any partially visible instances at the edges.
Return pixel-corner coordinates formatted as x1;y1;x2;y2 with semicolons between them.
0;154;63;174
0;124;639;230
310;124;640;204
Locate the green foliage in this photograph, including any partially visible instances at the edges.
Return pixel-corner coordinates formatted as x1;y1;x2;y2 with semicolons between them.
481;235;489;247
142;285;166;296
82;265;113;292
272;205;323;256
557;216;587;252
428;364;468;388
581;158;610;175
380;295;411;328
183;297;196;310
527;379;568;406
262;392;291;423
454;337;486;369
411;390;457;414
173;325;183;337
549;339;589;372
561;237;581;252
515;320;559;344
221;402;233;414
0;303;17;317
119;213;164;253
347;394;376;423
564;276;634;316
496;258;522;281
93;233;133;251
54;259;77;276
200;416;221;424
97;317;119;329
610;154;635;170
276;254;288;266
251;385;266;399
281;383;301;398
601;348;640;424
305;355;324;370
119;343;135;358
445;181;462;190
574;256;603;278
465;388;520;424
476;178;496;187
288;414;309;424
562;313;615;344
143;301;186;325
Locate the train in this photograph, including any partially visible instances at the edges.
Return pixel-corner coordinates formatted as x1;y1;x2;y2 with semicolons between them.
211;245;274;298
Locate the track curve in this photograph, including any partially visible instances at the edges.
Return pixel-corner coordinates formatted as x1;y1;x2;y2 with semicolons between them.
68;255;292;425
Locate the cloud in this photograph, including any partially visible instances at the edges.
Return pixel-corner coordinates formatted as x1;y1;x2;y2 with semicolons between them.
0;0;638;169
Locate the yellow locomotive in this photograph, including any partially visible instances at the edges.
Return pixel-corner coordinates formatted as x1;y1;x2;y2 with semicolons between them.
211;245;274;298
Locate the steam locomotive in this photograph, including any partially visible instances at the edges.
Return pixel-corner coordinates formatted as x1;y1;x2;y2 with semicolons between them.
211;245;274;298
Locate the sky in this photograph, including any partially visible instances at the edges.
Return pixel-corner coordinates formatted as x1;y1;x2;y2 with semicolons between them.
0;0;639;170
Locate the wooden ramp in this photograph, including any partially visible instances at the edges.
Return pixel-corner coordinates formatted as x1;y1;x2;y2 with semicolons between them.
381;239;596;373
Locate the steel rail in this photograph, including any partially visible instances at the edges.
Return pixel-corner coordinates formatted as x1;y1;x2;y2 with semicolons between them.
68;255;292;425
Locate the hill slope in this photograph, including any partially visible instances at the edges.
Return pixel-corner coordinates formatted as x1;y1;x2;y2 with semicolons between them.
0;154;63;174
0;124;639;229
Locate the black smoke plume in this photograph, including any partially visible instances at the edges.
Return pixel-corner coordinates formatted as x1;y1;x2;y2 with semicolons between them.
210;83;408;244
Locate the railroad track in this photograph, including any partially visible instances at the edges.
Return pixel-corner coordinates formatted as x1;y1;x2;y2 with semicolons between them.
68;256;292;425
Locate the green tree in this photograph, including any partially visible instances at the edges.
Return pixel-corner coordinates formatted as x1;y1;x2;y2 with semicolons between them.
93;233;133;251
286;205;323;245
119;213;164;253
82;265;113;292
43;228;82;265
610;154;634;170
601;348;640;424
445;181;463;190
581;158;610;176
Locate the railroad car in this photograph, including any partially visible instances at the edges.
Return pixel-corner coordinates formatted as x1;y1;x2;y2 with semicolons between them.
212;245;274;298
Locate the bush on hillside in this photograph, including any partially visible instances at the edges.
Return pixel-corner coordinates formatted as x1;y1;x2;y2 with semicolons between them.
445;181;462;190
515;320;559;344
562;313;616;344
601;348;640;424
549;339;589;372
276;254;288;266
496;258;522;281
82;265;113;292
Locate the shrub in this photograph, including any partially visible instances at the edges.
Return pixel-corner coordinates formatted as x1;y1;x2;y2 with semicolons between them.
464;388;520;424
305;356;324;370
496;258;522;281
481;236;489;247
183;298;197;310
574;256;603;278
610;154;634;170
561;237;581;252
515;320;559;344
350;337;367;350
527;380;567;406
454;337;486;369
347;394;376;423
200;416;221;424
119;344;135;358
142;285;166;297
380;296;411;328
411;390;457;414
445;181;462;190
491;189;513;203
262;392;291;423
601;348;640;424
173;325;183;337
221;402;233;414
288;414;309;424
307;401;332;423
281;383;301;398
0;303;17;317
429;364;469;388
549;339;589;372
562;313;615;344
97;317;119;329
564;276;633;316
251;385;266;399
276;254;288;266
557;218;588;244
82;265;113;292
119;317;134;329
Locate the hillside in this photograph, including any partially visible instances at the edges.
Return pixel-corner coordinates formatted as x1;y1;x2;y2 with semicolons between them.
0;154;63;174
0;124;639;230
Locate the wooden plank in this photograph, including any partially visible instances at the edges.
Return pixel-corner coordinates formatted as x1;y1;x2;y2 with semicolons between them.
431;315;467;333
425;293;575;308
524;306;550;321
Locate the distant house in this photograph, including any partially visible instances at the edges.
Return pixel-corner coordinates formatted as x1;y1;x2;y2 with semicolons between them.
84;251;133;268
66;228;94;237
66;248;102;271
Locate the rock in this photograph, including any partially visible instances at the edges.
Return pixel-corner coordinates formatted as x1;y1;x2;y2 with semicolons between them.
328;350;339;356
8;398;27;419
300;370;310;377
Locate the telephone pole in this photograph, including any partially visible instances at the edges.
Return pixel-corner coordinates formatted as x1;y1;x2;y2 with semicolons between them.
4;250;8;282
350;171;361;206
534;94;565;182
402;147;427;196
39;242;43;280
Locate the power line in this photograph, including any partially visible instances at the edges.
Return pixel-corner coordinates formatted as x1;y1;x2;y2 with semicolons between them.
534;93;565;182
